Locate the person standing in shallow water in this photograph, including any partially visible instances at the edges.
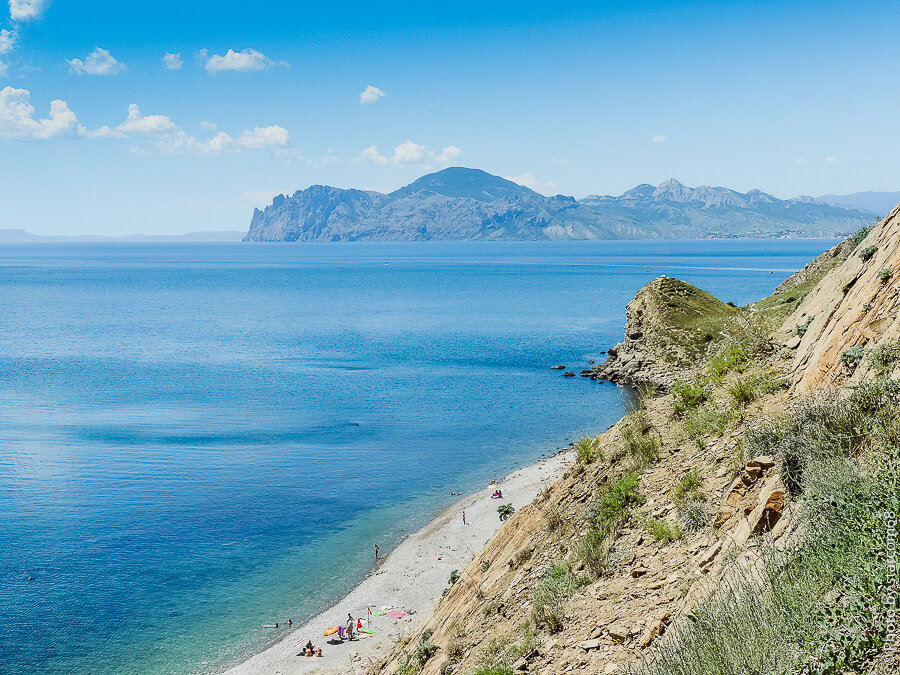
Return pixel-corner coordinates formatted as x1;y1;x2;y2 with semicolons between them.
374;544;379;562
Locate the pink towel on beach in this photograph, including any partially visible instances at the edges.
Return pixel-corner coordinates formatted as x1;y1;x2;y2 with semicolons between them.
388;611;407;619
428;556;444;560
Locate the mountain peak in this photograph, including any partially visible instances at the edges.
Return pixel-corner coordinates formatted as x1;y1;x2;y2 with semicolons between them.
657;178;685;190
390;167;539;202
245;168;873;242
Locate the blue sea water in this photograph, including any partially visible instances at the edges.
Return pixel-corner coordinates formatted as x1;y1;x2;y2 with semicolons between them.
0;239;834;674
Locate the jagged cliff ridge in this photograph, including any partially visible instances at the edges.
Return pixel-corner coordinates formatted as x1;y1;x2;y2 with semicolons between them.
244;168;872;242
368;204;900;675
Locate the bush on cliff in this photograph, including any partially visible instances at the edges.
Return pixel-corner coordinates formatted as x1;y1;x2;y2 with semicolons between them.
672;381;709;416
635;379;900;675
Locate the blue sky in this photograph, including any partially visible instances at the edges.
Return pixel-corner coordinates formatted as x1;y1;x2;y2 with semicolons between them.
1;0;898;235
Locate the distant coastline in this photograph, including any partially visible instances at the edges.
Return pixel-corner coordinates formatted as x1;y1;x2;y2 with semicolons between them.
0;228;245;243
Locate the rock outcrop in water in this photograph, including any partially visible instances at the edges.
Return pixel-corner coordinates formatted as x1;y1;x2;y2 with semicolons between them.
244;168;873;242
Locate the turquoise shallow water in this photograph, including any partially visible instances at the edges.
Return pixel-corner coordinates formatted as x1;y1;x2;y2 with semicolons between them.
0;240;834;674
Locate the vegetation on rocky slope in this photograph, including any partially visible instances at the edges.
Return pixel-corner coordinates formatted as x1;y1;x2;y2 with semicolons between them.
635;379;900;675
372;222;900;675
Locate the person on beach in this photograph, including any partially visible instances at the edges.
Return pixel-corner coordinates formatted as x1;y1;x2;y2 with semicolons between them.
337;624;345;640
288;618;292;627
374;544;379;561
462;511;467;526
347;614;354;640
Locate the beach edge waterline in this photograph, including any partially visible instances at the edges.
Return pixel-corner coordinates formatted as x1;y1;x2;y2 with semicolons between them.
221;448;574;674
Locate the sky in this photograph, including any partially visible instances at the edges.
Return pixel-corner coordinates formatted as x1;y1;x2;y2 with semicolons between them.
0;0;898;235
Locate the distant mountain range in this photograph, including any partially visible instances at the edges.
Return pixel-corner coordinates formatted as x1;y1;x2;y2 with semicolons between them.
817;191;900;217
245;168;881;242
0;229;245;243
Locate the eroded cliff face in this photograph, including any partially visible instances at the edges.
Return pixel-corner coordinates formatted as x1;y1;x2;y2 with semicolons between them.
778;204;900;391
368;206;900;675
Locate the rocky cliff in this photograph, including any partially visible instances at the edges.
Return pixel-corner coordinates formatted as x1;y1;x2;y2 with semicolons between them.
591;277;739;390
244;169;873;242
365;201;900;675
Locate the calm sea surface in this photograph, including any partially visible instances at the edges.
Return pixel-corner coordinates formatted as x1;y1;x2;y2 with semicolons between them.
0;240;834;674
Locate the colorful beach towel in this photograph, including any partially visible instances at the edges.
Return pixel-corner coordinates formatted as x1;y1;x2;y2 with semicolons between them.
388;611;407;619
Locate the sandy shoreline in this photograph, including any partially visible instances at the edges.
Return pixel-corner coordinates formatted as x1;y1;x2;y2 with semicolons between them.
223;449;573;674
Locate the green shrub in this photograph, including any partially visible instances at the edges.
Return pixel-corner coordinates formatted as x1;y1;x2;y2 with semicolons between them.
413;639;439;667
848;224;874;250
577;528;608;578
574;435;600;463
618;410;659;465
474;632;539;675
587;472;646;529
791;290;810;311
707;342;749;378
672;469;706;507
641;516;684;541
497;503;515;521
793;315;814;337
622;424;660;464
840;345;865;371
448;569;460;585
727;370;790;407
530;566;588;633
727;376;758;406
877;267;892;282
858;245;878;261
679;500;710;532
862;302;873;313
682;404;734;439
672;381;709;415
580;472;646;577
868;339;900;375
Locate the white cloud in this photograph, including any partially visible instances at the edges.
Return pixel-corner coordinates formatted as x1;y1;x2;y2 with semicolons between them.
202;48;275;74
359;85;386;104
67;47;125;75
651;135;668;143
0;61;7;76
0;86;79;139
825;156;837;165
360;140;462;166
9;0;48;21
308;148;339;168
361;145;389;165
0;28;16;54
795;158;806;166
504;172;557;195
437;145;462;163
236;125;290;149
392;139;426;163
139;123;291;156
199;120;217;130
162;52;183;70
0;88;292;157
118;104;177;134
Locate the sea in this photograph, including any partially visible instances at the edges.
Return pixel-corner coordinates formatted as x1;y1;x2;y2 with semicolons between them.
0;239;835;674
